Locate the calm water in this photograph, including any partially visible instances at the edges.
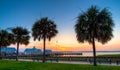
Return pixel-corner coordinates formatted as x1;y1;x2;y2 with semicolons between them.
82;51;120;56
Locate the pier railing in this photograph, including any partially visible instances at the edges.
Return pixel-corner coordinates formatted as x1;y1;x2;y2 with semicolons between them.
2;55;120;65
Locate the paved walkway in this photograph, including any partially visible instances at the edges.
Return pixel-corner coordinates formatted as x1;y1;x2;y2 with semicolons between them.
57;61;120;66
18;59;120;66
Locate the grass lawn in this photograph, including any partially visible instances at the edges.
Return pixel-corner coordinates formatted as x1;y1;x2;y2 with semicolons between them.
0;60;120;70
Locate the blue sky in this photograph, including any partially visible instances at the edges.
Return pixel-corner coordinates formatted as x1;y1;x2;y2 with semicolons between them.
0;0;120;51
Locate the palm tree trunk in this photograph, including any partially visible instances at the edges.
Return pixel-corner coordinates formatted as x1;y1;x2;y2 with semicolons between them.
0;35;2;59
0;45;2;59
43;35;46;63
16;42;19;61
92;37;97;66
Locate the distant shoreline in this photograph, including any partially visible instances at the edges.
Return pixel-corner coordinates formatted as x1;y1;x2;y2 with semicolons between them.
80;51;120;53
53;51;120;53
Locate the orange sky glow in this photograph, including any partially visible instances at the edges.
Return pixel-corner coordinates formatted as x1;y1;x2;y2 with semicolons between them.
10;32;120;52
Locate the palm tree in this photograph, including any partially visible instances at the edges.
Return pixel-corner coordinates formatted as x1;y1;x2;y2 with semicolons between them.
75;6;114;66
32;17;58;63
0;30;13;59
11;27;30;61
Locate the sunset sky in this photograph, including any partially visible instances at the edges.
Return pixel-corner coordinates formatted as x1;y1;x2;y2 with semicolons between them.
0;0;120;52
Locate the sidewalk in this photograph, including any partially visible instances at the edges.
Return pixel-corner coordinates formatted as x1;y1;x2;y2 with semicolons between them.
18;59;120;66
57;61;120;66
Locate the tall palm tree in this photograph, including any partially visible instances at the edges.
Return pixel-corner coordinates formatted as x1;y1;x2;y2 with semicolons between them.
0;30;13;59
11;27;30;61
75;6;114;66
32;17;58;63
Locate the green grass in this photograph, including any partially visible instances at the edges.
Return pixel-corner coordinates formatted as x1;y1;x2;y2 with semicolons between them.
0;60;120;70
